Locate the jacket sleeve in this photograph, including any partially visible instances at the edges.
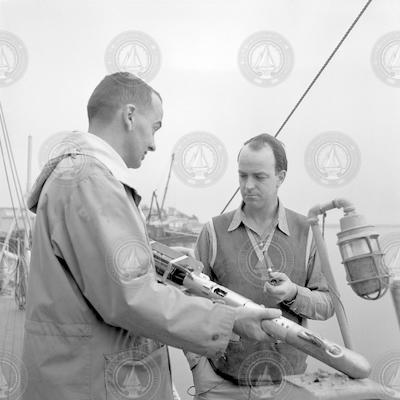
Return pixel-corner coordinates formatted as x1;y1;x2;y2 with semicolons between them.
51;169;235;357
185;221;223;369
286;229;335;321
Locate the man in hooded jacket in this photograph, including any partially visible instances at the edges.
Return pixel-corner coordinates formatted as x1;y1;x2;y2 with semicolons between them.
21;72;281;400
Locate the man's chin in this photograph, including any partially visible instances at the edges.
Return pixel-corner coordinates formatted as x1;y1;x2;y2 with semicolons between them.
127;159;141;169
244;196;259;202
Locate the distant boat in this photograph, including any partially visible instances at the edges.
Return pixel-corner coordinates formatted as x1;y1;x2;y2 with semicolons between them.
145;154;202;248
0;208;32;295
145;205;201;248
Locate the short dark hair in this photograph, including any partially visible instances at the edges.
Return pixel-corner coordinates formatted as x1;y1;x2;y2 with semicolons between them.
87;72;162;122
239;133;288;173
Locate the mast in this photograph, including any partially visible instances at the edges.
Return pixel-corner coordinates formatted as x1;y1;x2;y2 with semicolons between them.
160;153;175;217
26;135;32;193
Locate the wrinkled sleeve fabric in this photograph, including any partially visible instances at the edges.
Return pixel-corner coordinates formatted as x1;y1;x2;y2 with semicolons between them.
51;168;235;357
287;229;335;321
185;222;217;368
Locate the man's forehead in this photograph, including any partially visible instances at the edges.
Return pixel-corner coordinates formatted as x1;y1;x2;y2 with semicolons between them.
239;145;274;160
150;92;163;119
238;145;275;169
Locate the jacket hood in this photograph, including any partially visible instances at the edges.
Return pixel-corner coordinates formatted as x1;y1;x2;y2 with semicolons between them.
27;132;84;213
28;131;138;214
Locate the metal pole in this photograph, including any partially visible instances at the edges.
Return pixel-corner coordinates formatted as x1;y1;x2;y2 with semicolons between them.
310;220;354;350
26;135;32;193
390;277;400;331
161;153;174;214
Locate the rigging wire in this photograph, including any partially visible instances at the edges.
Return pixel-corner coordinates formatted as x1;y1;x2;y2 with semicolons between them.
0;120;21;235
0;103;32;234
274;0;373;138
0;102;31;310
220;0;374;215
0;124;23;358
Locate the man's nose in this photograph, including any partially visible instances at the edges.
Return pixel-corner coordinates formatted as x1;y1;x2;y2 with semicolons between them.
148;137;156;152
245;178;255;190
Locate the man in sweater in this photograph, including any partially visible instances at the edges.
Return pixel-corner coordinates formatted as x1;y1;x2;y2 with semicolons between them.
22;74;281;400
188;134;334;399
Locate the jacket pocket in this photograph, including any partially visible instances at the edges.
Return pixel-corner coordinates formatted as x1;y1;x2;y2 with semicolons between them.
24;320;92;399
104;345;173;400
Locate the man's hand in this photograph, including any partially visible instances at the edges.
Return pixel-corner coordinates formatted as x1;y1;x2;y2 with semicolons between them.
233;306;281;341
263;271;298;304
170;246;195;259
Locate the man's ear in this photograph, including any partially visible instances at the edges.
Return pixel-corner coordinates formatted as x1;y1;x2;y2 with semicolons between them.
123;104;136;131
277;170;286;187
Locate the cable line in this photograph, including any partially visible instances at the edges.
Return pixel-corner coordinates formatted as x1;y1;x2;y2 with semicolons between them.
220;0;374;215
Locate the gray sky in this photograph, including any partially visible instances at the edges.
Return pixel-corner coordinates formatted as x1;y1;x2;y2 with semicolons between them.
1;0;399;224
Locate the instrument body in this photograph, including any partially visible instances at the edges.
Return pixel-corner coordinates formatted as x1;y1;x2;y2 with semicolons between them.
151;241;371;379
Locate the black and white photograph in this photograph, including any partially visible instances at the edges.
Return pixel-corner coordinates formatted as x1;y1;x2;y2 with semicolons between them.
1;1;400;399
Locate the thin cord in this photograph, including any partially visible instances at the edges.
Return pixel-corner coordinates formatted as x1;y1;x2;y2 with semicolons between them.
220;0;374;214
220;187;240;215
274;0;373;138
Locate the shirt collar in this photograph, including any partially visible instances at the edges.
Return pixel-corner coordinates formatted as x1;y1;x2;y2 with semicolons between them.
228;198;290;236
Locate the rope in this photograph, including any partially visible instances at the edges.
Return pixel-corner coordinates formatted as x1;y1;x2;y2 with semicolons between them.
220;0;374;214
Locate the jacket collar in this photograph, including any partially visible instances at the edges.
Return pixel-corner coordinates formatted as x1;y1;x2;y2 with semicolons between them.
82;132;142;204
78;132;139;192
